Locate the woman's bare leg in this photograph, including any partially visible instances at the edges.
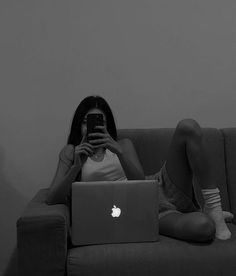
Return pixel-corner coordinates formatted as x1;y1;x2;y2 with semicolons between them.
159;211;215;242
159;118;232;241
164;118;213;196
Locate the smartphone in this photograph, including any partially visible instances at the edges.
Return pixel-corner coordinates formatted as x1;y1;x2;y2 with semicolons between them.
86;113;104;141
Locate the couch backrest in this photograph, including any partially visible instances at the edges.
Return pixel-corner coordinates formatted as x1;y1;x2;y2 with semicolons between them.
220;128;236;223
117;128;231;212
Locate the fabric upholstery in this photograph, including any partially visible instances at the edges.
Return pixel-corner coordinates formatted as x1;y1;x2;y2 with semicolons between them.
17;188;70;276
220;128;236;224
67;223;236;276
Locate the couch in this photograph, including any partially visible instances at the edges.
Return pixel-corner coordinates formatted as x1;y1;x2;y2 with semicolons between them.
17;127;236;276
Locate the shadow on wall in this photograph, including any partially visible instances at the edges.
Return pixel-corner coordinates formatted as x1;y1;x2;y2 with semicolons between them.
3;247;18;276
0;146;28;276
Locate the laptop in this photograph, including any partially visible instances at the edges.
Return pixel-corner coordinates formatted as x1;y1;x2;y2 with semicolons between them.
71;179;159;246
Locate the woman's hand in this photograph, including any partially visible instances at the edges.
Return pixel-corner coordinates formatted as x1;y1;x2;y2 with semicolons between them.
74;134;94;168
88;126;123;155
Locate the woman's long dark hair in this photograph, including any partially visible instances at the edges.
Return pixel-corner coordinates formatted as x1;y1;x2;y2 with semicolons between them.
66;96;117;220
67;95;117;146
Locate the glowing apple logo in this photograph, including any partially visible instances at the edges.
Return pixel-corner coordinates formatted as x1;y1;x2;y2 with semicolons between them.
111;205;121;217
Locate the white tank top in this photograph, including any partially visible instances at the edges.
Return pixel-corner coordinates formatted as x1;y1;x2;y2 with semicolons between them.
81;148;128;181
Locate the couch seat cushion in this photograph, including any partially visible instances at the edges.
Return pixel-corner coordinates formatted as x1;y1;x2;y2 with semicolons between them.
67;223;236;276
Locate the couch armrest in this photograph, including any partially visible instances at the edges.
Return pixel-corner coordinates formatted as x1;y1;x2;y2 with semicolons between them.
220;128;236;225
17;188;70;276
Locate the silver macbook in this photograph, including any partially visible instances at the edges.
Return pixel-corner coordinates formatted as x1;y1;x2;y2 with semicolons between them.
71;179;160;246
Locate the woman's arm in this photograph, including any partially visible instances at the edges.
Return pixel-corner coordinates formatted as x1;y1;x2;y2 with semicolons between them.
46;144;80;205
117;138;145;180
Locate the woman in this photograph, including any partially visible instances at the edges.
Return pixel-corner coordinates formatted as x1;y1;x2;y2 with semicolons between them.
147;118;233;241
46;95;233;242
46;95;145;212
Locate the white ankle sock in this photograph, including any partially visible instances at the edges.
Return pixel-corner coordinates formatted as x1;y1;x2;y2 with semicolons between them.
201;188;231;240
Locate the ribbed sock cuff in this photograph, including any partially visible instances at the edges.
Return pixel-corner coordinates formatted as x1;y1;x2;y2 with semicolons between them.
201;187;221;209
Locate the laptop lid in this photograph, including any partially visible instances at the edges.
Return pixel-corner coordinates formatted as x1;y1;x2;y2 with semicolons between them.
71;179;159;246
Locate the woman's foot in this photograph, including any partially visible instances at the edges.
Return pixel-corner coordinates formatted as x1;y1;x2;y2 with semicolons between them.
203;206;232;240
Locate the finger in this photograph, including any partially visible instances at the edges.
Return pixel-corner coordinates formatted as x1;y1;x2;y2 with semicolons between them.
88;133;109;138
76;149;93;156
75;143;87;151
89;138;109;144
82;146;94;154
80;150;93;157
76;146;94;154
88;133;104;137
81;134;87;143
81;142;94;148
77;149;89;156
94;126;106;132
94;125;105;129
92;143;107;148
95;125;108;133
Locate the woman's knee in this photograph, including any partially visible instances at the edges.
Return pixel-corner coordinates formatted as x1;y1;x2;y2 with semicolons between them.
160;212;215;242
176;119;202;140
182;212;216;242
193;214;216;241
160;212;216;242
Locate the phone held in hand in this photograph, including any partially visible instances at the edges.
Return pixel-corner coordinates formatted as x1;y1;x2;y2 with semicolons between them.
86;113;104;141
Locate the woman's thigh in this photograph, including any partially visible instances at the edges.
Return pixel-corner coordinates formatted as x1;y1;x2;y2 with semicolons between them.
159;211;216;242
164;119;202;199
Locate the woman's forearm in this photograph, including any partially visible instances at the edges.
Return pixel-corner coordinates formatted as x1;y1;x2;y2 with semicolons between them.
46;165;81;205
117;151;145;180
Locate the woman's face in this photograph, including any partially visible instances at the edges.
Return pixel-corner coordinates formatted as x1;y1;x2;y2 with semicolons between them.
81;108;107;139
